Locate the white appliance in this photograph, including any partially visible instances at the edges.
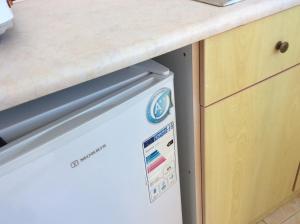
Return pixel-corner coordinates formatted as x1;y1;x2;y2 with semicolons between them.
0;60;183;224
0;0;13;35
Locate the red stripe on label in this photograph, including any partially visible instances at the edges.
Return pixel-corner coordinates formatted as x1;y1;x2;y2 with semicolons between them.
147;157;166;173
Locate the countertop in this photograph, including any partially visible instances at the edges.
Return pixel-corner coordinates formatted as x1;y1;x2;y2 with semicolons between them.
0;0;299;111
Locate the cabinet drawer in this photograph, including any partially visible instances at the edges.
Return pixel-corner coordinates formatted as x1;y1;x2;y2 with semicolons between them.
203;65;300;224
201;6;300;106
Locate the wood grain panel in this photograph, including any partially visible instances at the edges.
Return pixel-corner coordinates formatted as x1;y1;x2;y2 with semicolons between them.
202;6;300;106
203;65;300;224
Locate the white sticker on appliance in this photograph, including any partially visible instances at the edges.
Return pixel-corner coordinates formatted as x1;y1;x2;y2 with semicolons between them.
142;122;177;203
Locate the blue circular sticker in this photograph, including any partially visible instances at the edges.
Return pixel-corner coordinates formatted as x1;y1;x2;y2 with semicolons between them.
147;88;172;123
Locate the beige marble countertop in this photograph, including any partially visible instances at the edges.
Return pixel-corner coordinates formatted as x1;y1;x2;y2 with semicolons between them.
0;0;299;111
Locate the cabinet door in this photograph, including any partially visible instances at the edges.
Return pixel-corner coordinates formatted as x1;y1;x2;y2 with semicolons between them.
203;65;300;224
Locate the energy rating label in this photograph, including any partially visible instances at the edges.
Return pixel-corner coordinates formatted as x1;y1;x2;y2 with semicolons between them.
142;122;177;203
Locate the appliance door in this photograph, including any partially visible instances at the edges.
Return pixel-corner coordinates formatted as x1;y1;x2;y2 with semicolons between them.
0;73;182;224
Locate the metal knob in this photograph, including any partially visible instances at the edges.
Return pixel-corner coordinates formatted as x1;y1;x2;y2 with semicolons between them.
276;41;289;53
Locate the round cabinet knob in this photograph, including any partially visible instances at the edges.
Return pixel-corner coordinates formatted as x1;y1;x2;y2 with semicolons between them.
276;41;289;53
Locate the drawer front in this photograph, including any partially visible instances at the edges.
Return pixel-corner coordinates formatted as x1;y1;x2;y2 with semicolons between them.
203;65;300;224
202;6;300;106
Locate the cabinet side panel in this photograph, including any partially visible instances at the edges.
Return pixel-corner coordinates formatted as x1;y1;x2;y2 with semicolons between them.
155;43;202;224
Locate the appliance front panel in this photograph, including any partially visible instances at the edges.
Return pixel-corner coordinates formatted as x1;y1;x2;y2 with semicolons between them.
0;78;182;224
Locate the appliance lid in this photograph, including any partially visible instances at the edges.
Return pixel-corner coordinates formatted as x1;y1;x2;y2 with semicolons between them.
0;60;170;144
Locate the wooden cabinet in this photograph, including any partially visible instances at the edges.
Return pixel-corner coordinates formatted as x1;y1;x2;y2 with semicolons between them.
203;65;300;224
201;6;300;106
199;6;300;224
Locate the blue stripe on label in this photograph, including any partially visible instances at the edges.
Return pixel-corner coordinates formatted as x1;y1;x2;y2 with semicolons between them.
154;127;168;141
146;150;160;164
143;122;174;149
143;136;155;148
